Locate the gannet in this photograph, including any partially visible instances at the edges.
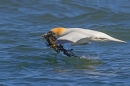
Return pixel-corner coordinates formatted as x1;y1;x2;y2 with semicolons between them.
49;27;126;46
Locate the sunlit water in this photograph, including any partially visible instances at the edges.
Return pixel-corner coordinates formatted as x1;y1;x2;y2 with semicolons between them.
0;0;130;86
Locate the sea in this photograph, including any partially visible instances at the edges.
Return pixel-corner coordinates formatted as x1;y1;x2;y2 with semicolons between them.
0;0;130;86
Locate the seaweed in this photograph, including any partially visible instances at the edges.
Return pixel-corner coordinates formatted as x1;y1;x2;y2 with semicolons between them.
43;31;77;57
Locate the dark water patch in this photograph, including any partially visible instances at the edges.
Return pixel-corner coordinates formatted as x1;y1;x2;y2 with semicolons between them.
64;57;102;69
1;39;17;44
0;30;9;36
14;45;40;52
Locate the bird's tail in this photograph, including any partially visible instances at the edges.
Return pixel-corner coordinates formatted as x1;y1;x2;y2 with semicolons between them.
110;37;127;43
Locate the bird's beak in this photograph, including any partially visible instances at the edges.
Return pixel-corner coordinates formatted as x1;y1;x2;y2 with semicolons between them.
40;33;47;40
40;35;44;40
42;31;52;37
41;31;55;40
42;33;47;37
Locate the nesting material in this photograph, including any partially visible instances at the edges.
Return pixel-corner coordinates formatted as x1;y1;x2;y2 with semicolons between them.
43;31;77;57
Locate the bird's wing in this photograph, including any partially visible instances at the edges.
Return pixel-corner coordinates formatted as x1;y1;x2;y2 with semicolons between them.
55;32;89;44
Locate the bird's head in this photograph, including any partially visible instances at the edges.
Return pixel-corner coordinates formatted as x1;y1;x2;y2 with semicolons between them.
50;27;66;36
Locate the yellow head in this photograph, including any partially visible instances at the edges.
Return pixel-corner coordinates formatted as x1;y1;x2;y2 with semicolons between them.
50;27;66;36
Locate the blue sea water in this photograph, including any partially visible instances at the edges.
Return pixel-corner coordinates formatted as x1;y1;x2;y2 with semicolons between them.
0;0;130;86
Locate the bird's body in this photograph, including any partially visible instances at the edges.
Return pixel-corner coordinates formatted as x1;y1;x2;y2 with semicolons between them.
50;27;126;46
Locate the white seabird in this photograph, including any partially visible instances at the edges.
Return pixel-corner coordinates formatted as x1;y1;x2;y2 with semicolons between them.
49;27;126;46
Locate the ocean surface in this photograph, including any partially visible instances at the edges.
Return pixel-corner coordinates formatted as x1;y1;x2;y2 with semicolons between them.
0;0;130;86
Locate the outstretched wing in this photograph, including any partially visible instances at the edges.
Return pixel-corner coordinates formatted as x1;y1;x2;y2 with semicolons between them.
55;32;89;45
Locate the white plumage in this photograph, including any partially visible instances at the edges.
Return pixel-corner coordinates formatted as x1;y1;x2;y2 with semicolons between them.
50;27;126;46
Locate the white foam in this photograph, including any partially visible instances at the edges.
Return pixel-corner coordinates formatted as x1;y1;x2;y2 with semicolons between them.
79;54;99;60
